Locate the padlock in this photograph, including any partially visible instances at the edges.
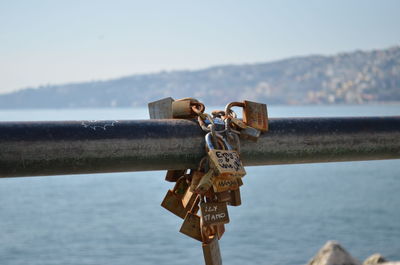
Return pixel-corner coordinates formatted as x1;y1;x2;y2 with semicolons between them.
202;235;222;265
242;100;268;132
225;100;268;132
206;132;246;178
229;116;248;129
200;201;230;226
148;97;174;119
195;168;215;194
228;188;242;206
160;190;186;219
179;195;202;242
201;218;215;243
215;190;231;202
190;170;204;192
160;176;189;218
226;116;261;142
200;223;224;246
165;169;186;182
172;98;204;118
190;157;208;192
172;99;192;118
215;224;225;240
173;176;189;199
182;187;198;211
240;126;261;141
212;175;242;193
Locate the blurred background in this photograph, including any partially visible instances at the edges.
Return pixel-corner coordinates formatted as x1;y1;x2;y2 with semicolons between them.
0;1;399;264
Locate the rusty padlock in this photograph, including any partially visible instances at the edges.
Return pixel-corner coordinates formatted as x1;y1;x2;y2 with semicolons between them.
202;235;222;265
215;190;231;203
226;100;268;131
228;188;242;206
173;176;189;199
243;100;268;131
215;224;225;240
165;169;186;182
179;195;202;241
172;98;205;118
160;176;189;218
200;221;225;241
206;132;246;179
225;101;267;141
148;97;205;119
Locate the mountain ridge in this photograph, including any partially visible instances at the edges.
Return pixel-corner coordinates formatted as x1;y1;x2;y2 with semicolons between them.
1;46;399;108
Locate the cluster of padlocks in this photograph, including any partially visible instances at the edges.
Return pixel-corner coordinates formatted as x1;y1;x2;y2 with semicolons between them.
148;97;268;265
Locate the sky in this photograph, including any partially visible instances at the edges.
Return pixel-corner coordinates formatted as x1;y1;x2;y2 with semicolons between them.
0;0;399;94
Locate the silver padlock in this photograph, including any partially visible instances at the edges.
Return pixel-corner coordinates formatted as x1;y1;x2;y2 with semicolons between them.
148;97;174;119
240;126;261;141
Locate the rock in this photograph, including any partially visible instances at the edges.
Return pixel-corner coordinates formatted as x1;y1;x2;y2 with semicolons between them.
364;254;387;264
307;241;362;265
363;253;400;265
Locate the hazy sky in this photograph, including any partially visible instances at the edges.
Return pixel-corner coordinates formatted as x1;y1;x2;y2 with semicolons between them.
1;0;399;94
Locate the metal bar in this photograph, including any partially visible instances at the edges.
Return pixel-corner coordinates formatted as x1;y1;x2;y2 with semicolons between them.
1;117;399;178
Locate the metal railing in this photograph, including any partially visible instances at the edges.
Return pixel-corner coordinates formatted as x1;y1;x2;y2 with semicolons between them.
1;116;400;178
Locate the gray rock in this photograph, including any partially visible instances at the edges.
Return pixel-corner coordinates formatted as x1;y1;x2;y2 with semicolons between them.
364;254;387;265
307;241;362;265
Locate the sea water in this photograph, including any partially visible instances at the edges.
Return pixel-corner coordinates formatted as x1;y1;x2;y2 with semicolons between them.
0;105;399;265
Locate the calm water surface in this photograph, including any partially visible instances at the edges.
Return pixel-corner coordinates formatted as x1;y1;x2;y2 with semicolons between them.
0;105;399;265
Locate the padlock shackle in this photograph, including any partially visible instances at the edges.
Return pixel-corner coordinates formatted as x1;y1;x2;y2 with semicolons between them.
205;132;233;151
205;132;217;150
225;101;245;118
191;102;205;114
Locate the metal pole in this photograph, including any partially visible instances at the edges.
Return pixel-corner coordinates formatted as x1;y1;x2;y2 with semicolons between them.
1;117;399;178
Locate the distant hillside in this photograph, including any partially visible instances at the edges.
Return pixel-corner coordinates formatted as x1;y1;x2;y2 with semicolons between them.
1;46;399;109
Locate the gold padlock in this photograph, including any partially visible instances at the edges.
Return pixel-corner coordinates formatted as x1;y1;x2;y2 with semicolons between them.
190;157;208;192
160;190;186;219
190;170;204;192
179;195;202;242
195;168;215;194
182;187;198;211
160;176;190;218
200;201;230;226
212;175;242;193
202;235;222;265
206;132;246;178
173;176;189;199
